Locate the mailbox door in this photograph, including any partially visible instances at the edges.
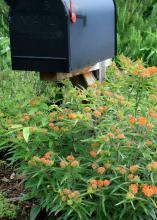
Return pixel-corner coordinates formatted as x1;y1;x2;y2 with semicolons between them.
65;0;116;71
9;0;70;72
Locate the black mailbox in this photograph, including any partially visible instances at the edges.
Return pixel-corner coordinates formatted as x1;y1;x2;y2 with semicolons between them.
8;0;116;73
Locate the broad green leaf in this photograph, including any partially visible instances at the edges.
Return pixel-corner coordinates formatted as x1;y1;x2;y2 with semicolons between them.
30;205;41;220
23;127;30;143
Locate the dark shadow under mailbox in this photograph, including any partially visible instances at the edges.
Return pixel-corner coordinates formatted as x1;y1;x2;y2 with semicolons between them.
9;0;116;73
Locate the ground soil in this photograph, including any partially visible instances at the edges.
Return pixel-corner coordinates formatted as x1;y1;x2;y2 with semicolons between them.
0;163;58;220
0;164;32;220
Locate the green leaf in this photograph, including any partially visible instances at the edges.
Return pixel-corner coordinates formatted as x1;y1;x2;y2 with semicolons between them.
30;205;41;220
11;124;23;129
23;127;30;143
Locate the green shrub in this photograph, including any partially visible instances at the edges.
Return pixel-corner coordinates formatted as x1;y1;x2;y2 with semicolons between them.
0;193;18;219
1;56;157;219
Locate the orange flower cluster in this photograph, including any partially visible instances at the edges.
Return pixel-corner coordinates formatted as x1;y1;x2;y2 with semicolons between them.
129;165;139;173
90;151;97;158
68;113;77;119
48;122;60;132
138;117;147;126
117;133;125;139
97;167;106;174
116;166;127;175
131;65;157;77
91;142;100;148
85;107;91;112
147;161;157;171
60;155;79;168
145;140;153;145
93;110;102;118
60;188;81;205
149;109;157;118
90;179;110;189
23;113;30;121
142;184;157;197
60;160;68;168
28;152;53;166
97;106;108;112
128;115;137;124
128;174;140;182
140;66;157;78
129;184;138;194
103;91;113;96
147;123;154;129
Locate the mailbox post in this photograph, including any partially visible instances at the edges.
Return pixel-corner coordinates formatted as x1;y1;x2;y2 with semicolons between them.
7;0;116;87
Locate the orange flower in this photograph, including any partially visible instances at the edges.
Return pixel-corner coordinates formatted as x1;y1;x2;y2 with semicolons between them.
90;179;97;185
68;113;77;119
60;160;68;168
116;129;122;134
49;122;55;127
91;142;100;148
117;133;125;139
129;184;138;194
147;161;157;171
149;109;157;118
71;160;79;168
129;165;139;173
138;64;144;70
128;115;137;124
66;155;75;161
128;174;134;180
147;123;154;129
24;113;30;121
90;151;97;158
63;108;71;113
117;167;127;174
107;132;114;138
131;70;139;75
44;152;53;159
85;107;91;112
138;117;147;126
68;192;76;199
58;115;64;119
54;126;60;131
146;140;153;145
103;179;111;186
63;188;71;195
97;106;107;112
40;157;53;166
97;180;104;188
93;110;102;118
97;167;106;174
104;91;113;96
142;184;155;197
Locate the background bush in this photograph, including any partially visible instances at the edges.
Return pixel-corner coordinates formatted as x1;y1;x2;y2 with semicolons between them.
116;0;157;65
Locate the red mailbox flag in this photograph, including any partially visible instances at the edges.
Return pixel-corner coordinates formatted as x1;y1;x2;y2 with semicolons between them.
70;0;77;23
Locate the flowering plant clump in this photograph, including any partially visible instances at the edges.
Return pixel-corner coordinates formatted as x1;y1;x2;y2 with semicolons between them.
1;56;157;219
